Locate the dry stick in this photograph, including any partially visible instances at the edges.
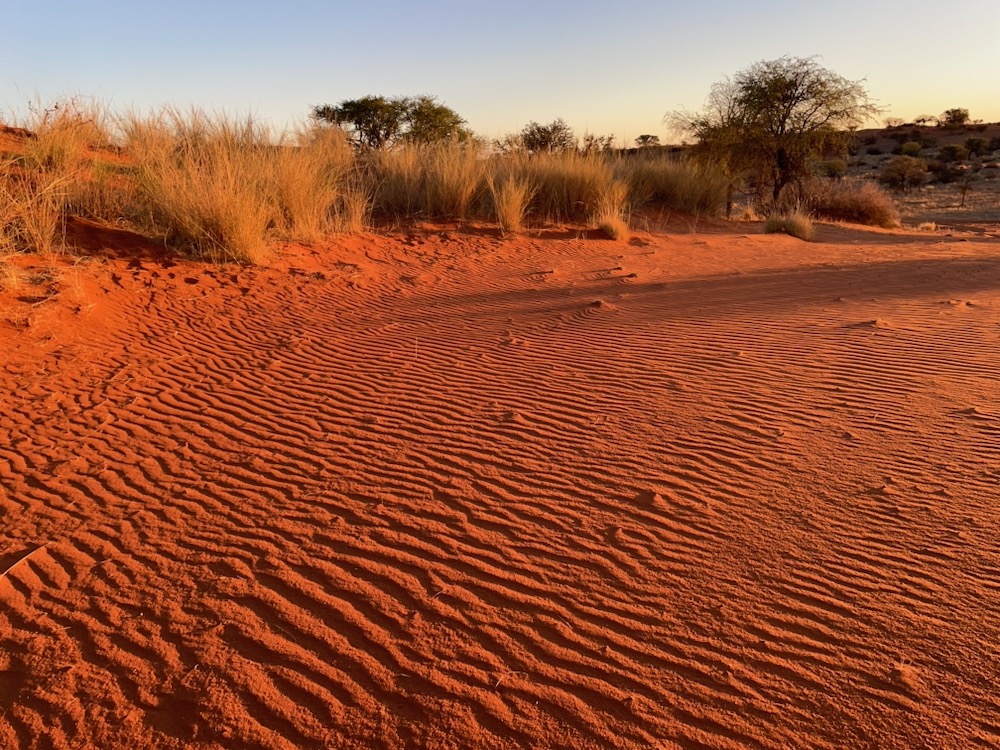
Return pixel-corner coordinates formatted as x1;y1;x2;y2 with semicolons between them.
79;416;115;441
0;545;48;582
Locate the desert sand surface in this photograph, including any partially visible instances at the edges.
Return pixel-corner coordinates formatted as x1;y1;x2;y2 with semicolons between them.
1;220;999;749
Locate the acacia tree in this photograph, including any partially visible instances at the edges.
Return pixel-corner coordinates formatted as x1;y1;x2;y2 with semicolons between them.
668;57;881;205
519;119;577;153
312;95;467;149
939;108;970;128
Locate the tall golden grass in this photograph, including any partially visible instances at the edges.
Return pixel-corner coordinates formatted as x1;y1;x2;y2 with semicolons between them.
0;100;744;263
487;172;536;235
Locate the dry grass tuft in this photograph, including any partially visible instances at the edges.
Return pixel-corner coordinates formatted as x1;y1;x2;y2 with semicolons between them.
622;157;728;216
596;215;630;241
487;171;536;235
422;141;485;218
120;109;366;263
528;151;614;223
764;210;815;241
807;180;900;229
0;255;25;292
592;180;630;241
0;158;69;256
334;184;371;234
19;98;113;174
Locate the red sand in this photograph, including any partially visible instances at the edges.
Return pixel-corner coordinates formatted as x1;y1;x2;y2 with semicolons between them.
2;222;999;749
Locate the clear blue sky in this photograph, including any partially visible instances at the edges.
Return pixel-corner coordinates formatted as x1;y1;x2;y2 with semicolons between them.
4;0;998;145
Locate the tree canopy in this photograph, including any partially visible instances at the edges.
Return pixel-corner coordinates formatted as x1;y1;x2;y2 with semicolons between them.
518;119;577;153
939;108;971;128
668;56;881;204
312;95;468;149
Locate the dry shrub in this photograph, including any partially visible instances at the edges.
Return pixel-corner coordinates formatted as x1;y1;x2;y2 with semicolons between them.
807;180;900;228
764;210;815;241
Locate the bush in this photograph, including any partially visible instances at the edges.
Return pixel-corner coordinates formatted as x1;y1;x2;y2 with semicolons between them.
927;159;959;183
809;180;901;228
939;143;969;162
817;159;847;179
899;141;922;157
764;210;814;240
879;156;927;192
965;137;990;157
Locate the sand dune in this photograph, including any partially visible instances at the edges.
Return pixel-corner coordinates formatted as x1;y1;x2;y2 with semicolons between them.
1;224;999;749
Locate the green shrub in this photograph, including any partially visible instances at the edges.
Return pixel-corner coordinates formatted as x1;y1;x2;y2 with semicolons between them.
900;141;922;157
928;159;959;183
939;143;969;162
965;137;990;157
879;156;927;192
817;159;847;179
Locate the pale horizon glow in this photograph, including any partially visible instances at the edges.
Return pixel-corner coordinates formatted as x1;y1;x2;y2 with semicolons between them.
4;0;999;147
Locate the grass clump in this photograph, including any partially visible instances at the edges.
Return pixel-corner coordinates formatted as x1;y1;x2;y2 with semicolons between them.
422;141;485;218
592;180;630;241
487;171;536;235
764;210;815;240
122;109;366;263
0;256;24;292
18;98;114;175
809;180;901;228
621;156;728;216
124;110;275;264
0;159;69;255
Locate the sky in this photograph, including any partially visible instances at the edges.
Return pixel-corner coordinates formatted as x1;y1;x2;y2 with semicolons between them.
4;0;998;147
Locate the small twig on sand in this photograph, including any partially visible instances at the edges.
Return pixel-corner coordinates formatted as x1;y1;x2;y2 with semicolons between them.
0;545;48;582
